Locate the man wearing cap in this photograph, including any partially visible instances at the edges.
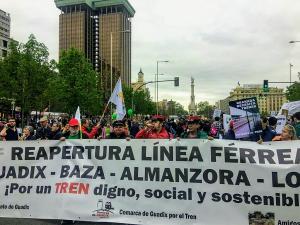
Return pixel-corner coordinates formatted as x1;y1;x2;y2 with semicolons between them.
180;116;208;139
135;115;172;139
107;120;131;139
35;116;51;140
64;118;88;139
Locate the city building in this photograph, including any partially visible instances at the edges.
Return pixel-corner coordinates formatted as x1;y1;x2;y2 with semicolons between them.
54;0;135;99
157;99;176;116
215;97;230;114
0;9;10;58
217;84;287;115
188;77;197;115
131;68;146;92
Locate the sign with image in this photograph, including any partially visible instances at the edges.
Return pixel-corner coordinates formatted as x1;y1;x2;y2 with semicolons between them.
229;97;262;139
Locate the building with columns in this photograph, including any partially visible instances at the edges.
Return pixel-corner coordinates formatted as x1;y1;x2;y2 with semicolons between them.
217;84;287;115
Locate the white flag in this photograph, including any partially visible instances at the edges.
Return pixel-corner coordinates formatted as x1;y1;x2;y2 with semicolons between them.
75;106;81;125
109;78;126;120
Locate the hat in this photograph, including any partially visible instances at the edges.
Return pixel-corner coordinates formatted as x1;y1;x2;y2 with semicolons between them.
40;116;48;122
69;118;79;127
187;116;201;123
151;115;165;122
112;120;125;127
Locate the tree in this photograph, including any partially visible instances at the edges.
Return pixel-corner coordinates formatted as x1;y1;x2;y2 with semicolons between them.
175;102;188;115
196;101;214;118
123;86;155;115
52;48;102;115
0;35;54;125
286;82;300;102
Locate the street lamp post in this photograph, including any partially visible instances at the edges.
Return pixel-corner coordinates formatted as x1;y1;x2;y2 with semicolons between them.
110;29;130;115
289;41;300;44
156;60;169;115
288;41;300;84
290;63;293;85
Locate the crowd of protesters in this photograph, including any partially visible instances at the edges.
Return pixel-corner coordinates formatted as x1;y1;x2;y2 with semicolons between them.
0;111;299;142
0;112;298;225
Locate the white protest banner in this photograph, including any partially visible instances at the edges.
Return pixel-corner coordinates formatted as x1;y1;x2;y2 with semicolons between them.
278;100;300;116
0;140;300;225
276;115;287;134
223;114;232;132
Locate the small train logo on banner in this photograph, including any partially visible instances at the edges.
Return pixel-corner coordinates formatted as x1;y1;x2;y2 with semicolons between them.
92;199;114;218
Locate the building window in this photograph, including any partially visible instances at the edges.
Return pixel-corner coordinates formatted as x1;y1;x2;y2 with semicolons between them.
2;49;7;57
3;40;7;48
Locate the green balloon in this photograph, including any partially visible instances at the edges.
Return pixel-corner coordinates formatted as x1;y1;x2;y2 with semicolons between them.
112;113;117;120
128;108;133;116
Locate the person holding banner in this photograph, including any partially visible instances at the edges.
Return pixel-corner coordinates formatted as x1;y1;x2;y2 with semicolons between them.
107;120;131;139
135;115;173;139
180;116;209;139
81;118;100;139
48;122;63;140
261;116;277;142
60;118;88;140
19;126;36;141
272;124;298;141
36;116;51;140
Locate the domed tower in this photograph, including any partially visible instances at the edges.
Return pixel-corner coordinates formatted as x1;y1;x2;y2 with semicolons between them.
138;68;144;83
132;68;146;92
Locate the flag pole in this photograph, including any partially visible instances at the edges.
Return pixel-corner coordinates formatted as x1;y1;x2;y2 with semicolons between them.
99;101;110;124
75;106;82;139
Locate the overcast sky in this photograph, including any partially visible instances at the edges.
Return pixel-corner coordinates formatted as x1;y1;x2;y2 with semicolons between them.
2;0;300;109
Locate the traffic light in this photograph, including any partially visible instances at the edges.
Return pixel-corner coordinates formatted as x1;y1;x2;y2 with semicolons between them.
174;77;179;87
263;80;269;92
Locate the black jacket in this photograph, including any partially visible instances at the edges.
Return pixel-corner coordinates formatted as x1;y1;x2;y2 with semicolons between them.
108;132;130;139
49;130;63;140
36;126;51;140
5;127;19;141
24;135;36;141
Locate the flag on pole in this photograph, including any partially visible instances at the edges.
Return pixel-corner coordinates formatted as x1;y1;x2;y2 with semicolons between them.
109;78;126;120
75;106;82;139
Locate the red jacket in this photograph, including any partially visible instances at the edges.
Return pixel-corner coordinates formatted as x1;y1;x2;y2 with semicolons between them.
135;127;173;139
81;126;98;139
